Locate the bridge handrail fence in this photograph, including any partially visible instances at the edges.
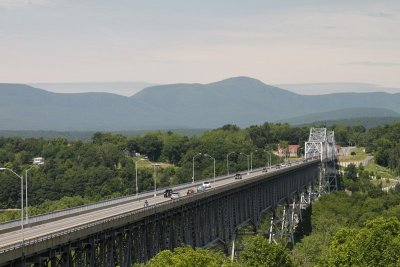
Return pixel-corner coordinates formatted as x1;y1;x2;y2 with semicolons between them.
0;179;200;231
0;159;310;255
0;190;194;254
0;168;250;231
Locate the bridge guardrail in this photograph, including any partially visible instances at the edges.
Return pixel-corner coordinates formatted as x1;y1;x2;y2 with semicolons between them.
0;161;306;232
0;190;194;254
0;159;312;255
0;171;239;232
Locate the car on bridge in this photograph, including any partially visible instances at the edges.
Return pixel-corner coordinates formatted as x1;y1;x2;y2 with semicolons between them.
197;185;205;193
171;192;181;199
187;189;195;195
203;181;211;189
164;189;173;198
235;173;242;179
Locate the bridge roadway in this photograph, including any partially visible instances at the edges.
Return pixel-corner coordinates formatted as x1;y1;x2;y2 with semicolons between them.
0;160;314;264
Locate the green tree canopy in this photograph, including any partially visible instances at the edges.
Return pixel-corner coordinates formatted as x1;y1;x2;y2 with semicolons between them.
323;217;400;267
240;236;294;267
145;246;238;267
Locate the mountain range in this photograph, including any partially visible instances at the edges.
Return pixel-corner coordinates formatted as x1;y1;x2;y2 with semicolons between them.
1;77;399;131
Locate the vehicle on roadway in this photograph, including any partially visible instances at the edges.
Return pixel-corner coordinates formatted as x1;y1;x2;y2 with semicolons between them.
262;167;267;172
187;189;195;195
164;189;173;198
197;185;205;193
235;173;242;179
171;192;181;199
203;181;211;189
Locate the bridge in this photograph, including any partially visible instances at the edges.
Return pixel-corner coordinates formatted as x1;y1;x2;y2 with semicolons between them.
0;128;337;267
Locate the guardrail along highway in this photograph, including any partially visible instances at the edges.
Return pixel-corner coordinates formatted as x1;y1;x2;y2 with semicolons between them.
0;159;320;266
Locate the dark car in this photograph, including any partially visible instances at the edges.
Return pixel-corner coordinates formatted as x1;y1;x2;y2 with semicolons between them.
262;167;267;172
235;173;242;179
164;189;173;198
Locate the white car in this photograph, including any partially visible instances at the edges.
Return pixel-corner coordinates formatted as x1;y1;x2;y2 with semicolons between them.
202;181;211;189
170;192;181;199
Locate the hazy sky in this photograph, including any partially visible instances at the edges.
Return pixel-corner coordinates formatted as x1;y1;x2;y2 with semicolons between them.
1;0;400;93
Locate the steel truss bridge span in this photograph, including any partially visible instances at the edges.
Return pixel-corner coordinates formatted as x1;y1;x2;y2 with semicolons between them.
0;160;319;266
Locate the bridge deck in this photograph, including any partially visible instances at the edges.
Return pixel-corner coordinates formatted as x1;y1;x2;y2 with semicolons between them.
0;160;317;264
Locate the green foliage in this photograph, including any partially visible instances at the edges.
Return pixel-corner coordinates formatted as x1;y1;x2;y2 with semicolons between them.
145;246;238;267
322;217;400;267
344;163;357;181
0;123;309;211
240;236;294;267
0;210;20;222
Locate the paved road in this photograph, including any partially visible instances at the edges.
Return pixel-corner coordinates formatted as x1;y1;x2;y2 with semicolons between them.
0;162;303;252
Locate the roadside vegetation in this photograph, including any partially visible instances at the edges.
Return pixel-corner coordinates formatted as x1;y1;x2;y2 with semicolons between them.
1;121;400;265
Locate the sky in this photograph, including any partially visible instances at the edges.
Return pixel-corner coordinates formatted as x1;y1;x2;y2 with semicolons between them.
1;0;400;94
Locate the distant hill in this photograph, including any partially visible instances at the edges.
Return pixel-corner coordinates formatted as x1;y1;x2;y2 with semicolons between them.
279;108;400;125
302;117;400;129
29;81;155;96
0;128;208;141
1;77;400;131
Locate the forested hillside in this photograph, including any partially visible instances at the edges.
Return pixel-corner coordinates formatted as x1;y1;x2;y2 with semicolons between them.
1;122;400;265
1;122;399;212
0;123;310;213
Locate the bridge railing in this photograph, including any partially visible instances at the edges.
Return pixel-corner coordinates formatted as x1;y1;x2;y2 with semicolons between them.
0;160;312;255
0;186;208;254
0;161;306;232
0;168;252;232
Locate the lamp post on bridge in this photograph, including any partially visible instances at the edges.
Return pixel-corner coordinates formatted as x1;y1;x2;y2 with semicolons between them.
152;163;160;198
25;157;44;226
134;160;140;197
264;150;272;169
0;167;25;257
240;153;250;175
204;154;216;182
250;150;256;172
135;157;153;197
226;152;235;176
192;153;202;184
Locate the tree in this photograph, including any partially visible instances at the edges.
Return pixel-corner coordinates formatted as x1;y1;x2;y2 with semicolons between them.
139;133;163;161
322;217;400;267
145;246;238;267
344;163;357;181
240;236;294;267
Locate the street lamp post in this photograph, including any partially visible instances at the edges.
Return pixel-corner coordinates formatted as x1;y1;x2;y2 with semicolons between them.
263;150;272;169
135;158;152;197
250;150;259;172
204;154;216;182
25;166;33;226
152;163;160;198
0;167;24;256
226;152;235;176
134;160;139;197
192;153;202;184
25;158;44;225
240;153;250;175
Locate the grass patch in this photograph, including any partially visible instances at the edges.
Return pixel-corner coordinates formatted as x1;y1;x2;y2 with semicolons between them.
339;147;368;162
364;161;394;179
